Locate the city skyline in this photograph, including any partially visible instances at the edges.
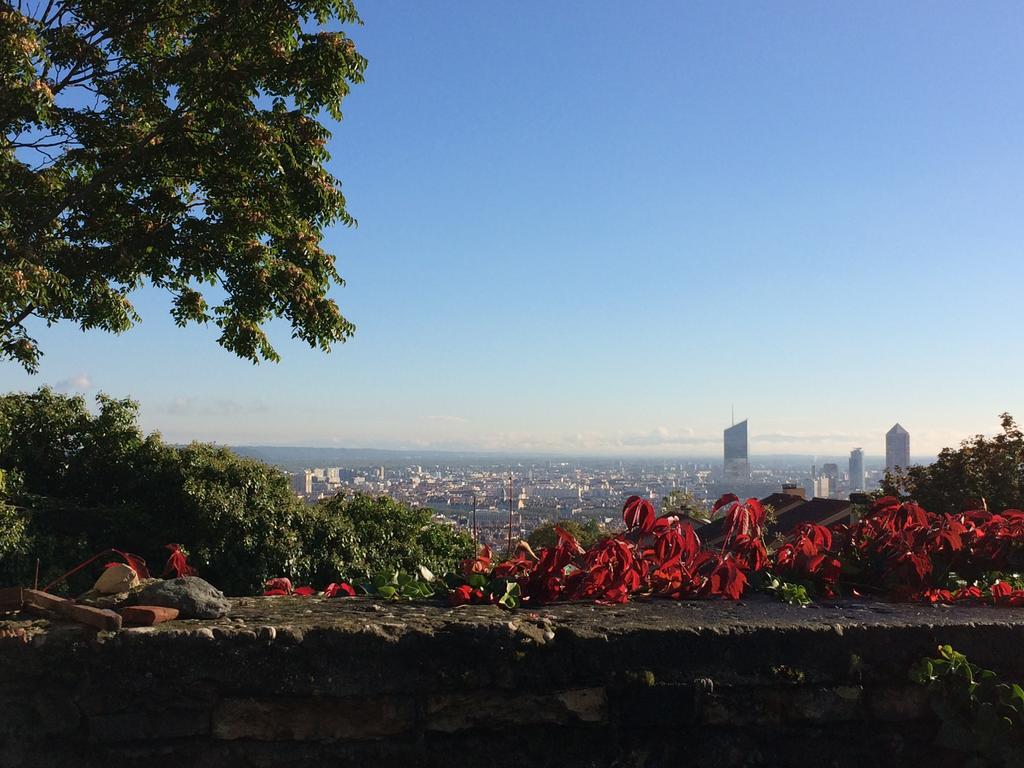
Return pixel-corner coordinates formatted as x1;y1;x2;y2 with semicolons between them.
1;3;1021;455
227;418;928;464
274;438;888;550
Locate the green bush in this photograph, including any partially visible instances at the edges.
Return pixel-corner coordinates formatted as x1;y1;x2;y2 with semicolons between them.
527;518;605;551
311;493;474;580
0;388;473;595
0;470;28;562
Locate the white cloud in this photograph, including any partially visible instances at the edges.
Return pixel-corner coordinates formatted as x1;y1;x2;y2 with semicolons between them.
616;426;705;447
55;373;93;392
423;415;470;424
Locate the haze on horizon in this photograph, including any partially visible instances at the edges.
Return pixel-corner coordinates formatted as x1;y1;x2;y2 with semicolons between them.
1;2;1021;459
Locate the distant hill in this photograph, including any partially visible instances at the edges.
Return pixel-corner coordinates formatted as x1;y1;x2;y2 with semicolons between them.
229;445;566;471
227;445;912;472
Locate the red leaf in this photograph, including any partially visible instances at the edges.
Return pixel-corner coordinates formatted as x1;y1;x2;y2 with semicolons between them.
990;581;1013;599
324;582;356;598
264;577;293;595
653;526;700;569
722;498;767;543
916;588;954;604
713;494;739;513
448;584;474;606
111;549;151;580
622;496;656;533
706;558;747;599
954;585;983;600
161;543;197;578
727;534;768;572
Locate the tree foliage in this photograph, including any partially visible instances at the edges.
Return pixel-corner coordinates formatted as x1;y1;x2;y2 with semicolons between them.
0;388;471;594
1;0;366;371
881;413;1024;514
0;469;28;561
527;518;605;551
662;488;713;522
311;493;474;582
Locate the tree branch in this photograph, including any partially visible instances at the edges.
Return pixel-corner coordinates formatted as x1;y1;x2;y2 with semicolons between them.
1;305;36;337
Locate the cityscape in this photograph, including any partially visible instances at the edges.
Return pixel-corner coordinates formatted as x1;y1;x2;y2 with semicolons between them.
262;420;917;550
2;3;1022;765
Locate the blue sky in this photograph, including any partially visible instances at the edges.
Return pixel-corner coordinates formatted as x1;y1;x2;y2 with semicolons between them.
5;2;1023;457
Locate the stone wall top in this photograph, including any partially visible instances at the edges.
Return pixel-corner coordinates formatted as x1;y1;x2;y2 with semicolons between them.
4;597;1024;767
5;596;1024;686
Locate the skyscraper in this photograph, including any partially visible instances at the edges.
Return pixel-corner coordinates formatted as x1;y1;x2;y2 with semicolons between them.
291;470;312;496
849;448;865;492
724;419;749;480
885;424;910;472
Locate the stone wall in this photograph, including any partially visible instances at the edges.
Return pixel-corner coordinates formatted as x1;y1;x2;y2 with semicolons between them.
4;596;1024;767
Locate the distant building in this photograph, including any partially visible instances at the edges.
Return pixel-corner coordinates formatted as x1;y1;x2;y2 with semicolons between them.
885;424;910;472
814;475;831;498
821;463;839;480
849;448;865;492
723;419;749;480
781;484;806;500
291;470;312;496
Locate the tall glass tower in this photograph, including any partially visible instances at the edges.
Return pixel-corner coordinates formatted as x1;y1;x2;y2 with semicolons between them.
885;424;910;472
724;419;749;480
849;448;865;492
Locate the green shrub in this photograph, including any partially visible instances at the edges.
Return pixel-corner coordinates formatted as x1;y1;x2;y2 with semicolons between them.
527;518;605;551
0;388;473;595
0;470;28;562
912;645;1024;766
311;493;474;580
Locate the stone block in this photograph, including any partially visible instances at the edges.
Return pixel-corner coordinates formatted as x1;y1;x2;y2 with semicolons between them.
212;695;415;741
702;685;863;725
868;685;932;722
88;709;210;742
0;686;82;738
426;687;607;732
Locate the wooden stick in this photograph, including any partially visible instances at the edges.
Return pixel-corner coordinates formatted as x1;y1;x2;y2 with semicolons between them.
22;589;122;632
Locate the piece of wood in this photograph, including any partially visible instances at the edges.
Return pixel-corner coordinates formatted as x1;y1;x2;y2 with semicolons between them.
120;605;179;626
22;589;122;632
0;587;23;610
58;601;123;632
21;588;65;612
